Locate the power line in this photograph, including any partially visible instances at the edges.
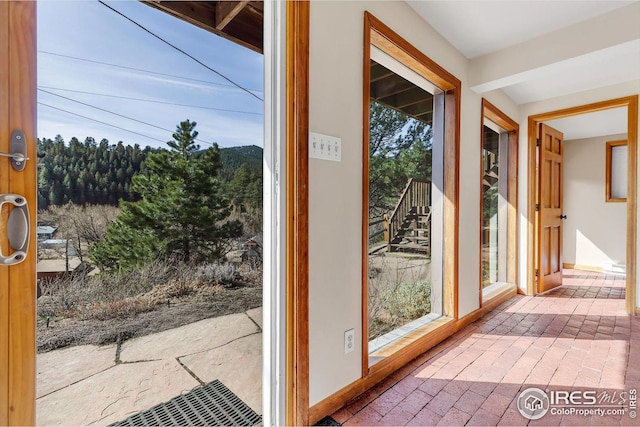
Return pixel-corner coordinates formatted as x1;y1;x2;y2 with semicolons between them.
38;102;165;143
97;0;263;102
38;85;263;115
38;50;263;93
39;88;212;145
38;88;214;146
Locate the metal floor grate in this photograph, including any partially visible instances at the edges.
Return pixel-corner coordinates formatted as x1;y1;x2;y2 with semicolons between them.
109;380;261;426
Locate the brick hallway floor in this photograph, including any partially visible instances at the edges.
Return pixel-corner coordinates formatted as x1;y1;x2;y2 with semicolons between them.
332;270;639;426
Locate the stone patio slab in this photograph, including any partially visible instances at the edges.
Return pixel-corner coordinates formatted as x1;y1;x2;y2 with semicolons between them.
37;344;116;398
180;333;262;413
36;359;199;426
119;311;259;362
246;307;263;330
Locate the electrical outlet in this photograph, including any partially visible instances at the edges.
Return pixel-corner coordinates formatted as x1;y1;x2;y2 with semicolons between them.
344;329;355;354
309;132;341;162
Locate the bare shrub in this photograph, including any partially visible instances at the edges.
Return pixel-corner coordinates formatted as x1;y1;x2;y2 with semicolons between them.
195;263;244;288
38;258;262;323
367;256;432;340
39;204;119;261
385;280;431;324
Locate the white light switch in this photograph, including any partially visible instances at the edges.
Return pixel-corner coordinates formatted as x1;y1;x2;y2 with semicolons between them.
310;132;341;162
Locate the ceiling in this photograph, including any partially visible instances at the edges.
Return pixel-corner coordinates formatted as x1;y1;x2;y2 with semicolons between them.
545;108;628;141
407;1;635;59
408;1;640;105
500;39;640;104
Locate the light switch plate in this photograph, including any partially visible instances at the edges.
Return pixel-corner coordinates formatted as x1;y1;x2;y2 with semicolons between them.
310;132;341;162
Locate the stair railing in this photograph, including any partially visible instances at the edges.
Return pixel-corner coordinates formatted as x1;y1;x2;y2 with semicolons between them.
387;178;431;250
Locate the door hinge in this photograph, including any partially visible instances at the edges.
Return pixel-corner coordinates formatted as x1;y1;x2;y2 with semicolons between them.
536;138;541;147
535;269;540;277
535;204;540;212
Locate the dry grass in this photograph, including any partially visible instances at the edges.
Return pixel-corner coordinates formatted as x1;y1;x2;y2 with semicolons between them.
368;257;431;340
37;259;262;352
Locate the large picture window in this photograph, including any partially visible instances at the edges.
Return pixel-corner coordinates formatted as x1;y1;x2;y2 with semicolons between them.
363;13;460;374
480;99;518;303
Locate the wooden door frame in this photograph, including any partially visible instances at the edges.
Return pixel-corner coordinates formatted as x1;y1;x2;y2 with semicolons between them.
285;1;310;425
0;1;37;425
527;95;638;314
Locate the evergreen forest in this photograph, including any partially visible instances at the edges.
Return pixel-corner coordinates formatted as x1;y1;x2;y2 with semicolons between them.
37;135;263;211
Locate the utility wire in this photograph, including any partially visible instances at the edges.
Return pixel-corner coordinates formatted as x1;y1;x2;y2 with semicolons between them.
39;102;165;143
38;85;263;115
38;50;263;93
38;88;214;146
97;0;263;102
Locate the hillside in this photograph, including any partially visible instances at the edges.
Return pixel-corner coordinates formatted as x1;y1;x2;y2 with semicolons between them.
219;145;263;180
37;136;263;208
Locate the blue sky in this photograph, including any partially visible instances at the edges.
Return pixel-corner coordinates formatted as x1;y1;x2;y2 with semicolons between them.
37;0;264;149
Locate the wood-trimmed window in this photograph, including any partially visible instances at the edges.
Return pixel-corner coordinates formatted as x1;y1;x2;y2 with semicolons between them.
606;140;627;202
480;99;518;305
362;12;460;377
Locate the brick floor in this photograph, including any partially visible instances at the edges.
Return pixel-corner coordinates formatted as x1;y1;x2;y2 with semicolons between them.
333;270;639;426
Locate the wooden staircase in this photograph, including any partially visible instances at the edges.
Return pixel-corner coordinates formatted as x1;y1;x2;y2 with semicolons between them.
386;179;431;254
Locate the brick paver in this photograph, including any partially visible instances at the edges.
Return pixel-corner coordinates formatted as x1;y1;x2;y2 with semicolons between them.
333;270;638;426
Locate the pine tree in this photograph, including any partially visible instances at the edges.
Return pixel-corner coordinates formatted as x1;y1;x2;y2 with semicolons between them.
368;101;432;218
90;120;242;269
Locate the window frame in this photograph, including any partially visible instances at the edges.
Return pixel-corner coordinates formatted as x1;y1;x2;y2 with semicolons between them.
479;99;519;306
362;12;461;378
605;140;628;203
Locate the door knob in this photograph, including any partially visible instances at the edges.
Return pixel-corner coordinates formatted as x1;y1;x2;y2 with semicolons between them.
560;214;567;220
0;130;29;171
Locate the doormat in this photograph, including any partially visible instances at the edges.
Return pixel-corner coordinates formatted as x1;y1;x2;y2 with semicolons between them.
315;416;342;426
109;379;261;426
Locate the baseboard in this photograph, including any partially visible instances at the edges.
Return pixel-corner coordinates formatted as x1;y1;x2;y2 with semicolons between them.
308;287;517;424
309;320;457;424
563;263;604;273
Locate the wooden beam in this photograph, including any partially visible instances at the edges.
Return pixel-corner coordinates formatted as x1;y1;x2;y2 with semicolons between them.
369;62;394;83
142;1;263;53
215;1;249;30
370;74;414;100
378;87;432;110
400;100;432;117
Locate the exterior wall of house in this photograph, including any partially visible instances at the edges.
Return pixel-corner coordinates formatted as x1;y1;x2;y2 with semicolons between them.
563;133;627;269
516;79;640;307
307;0;517;406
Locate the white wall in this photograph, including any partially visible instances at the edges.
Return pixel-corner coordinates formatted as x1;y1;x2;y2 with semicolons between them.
562;134;627;268
307;0;517;406
516;80;640;305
